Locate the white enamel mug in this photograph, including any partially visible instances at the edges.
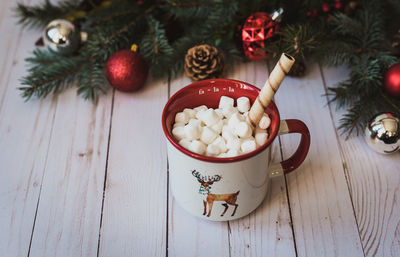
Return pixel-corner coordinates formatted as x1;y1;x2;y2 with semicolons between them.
162;79;310;221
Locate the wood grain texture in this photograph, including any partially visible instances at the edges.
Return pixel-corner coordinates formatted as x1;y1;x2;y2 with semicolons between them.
275;62;364;257
28;89;112;257
226;62;296;257
168;75;230;257
321;66;400;257
0;1;57;256
98;77;168;257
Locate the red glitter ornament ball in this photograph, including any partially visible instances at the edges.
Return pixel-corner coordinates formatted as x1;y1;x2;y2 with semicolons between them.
322;3;331;13
242;12;279;61
334;1;343;10
105;45;148;92
384;63;400;99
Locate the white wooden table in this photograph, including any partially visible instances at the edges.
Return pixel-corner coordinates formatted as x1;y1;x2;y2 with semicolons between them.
1;1;400;256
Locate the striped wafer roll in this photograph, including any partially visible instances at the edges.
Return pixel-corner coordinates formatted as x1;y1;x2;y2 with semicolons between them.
247;53;295;127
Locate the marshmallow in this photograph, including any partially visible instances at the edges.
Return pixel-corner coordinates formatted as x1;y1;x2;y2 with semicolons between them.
175;112;189;124
255;132;268;146
194;105;208;112
201;109;220;126
206;144;220;156
255;126;267;134
218;152;228;158
188;140;206;155
200;127;218;144
172;126;185;141
222;124;233;133
195;109;206;121
222;106;238;118
211;136;227;153
241;138;257;153
215;108;224;119
226;149;240;157
183;108;196;119
211;120;223;134
172;96;270;158
226;137;241;151
222;127;237;141
188;118;202;127
179;138;191;149
237;97;250;113
228;113;244;130
184;123;201;140
173;122;185;128
218;96;234;110
235;121;252;138
259;114;271;129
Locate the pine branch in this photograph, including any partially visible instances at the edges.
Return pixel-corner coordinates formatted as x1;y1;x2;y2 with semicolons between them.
267;23;321;63
141;15;174;75
19;49;84;100
15;0;81;28
165;0;230;19
98;3;160;48
76;57;108;101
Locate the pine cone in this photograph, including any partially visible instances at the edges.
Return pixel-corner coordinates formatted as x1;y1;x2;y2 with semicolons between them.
288;61;306;77
184;44;224;81
344;1;359;17
391;30;400;57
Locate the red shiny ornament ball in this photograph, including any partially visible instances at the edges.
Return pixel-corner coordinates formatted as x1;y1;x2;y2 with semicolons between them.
322;3;331;13
105;49;148;92
312;9;319;17
384;63;400;99
242;12;279;61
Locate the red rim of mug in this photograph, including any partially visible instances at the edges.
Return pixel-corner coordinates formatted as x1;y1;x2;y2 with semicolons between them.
161;79;281;163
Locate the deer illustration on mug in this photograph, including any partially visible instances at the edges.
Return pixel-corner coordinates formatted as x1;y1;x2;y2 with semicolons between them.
191;170;239;217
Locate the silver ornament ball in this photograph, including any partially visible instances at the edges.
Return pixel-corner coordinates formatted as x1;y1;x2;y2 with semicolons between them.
43;19;80;55
364;113;400;154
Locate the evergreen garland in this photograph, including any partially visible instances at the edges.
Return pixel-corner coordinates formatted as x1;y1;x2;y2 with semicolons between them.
15;0;400;136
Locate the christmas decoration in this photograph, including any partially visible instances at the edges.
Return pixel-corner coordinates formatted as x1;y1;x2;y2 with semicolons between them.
391;30;400;57
184;45;224;81
334;0;343;11
105;45;148;92
344;1;359;17
384;63;400;99
241;10;281;61
364;113;400;154
288;61;306;77
321;3;331;13
43;19;80;55
14;0;400;137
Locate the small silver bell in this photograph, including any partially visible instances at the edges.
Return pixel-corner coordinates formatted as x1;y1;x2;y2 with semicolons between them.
43;19;80;55
364;113;400;154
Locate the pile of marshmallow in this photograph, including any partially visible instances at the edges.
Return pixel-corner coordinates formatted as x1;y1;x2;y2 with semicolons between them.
172;96;271;157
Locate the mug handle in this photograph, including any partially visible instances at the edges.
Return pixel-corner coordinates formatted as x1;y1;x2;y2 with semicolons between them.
269;119;310;177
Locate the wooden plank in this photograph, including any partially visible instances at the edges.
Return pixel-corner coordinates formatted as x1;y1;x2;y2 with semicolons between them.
98;77;168;257
274;62;364;257
321;65;400;257
0;0;58;256
168;75;230;257
27;89;112;257
0;0;25;107
226;62;297;257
